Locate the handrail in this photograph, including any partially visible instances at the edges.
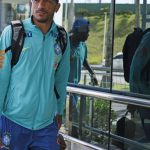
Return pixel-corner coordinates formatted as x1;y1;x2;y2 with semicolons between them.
84;125;150;150
66;84;150;150
67;84;150;108
60;132;106;150
70;122;150;150
71;122;150;150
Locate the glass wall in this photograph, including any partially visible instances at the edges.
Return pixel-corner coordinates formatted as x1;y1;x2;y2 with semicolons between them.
66;0;150;149
112;1;150;149
0;0;30;33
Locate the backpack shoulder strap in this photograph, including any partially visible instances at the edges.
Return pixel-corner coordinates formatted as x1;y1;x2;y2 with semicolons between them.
56;25;67;55
54;26;67;99
11;20;25;68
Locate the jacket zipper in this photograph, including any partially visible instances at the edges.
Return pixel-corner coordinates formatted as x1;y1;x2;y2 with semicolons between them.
32;34;46;130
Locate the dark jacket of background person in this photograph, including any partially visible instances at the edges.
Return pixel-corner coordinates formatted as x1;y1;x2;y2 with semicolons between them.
130;31;150;140
122;28;143;83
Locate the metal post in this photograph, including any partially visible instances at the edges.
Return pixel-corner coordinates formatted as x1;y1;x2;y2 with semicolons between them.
29;0;32;16
64;0;68;30
79;74;87;139
142;0;147;30
68;93;73;137
89;98;94;140
79;95;84;139
102;12;107;62
67;0;75;31
135;0;140;28
0;0;2;34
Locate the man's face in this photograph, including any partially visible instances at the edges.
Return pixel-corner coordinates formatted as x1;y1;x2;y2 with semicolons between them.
78;31;89;42
31;0;60;23
77;26;89;42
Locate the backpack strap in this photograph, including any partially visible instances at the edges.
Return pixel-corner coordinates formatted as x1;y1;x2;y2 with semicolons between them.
10;20;25;68
54;26;67;99
56;25;67;55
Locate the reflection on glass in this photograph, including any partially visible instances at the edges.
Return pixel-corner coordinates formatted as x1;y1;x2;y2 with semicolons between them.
68;1;113;89
68;17;98;87
113;1;150;148
0;1;30;33
111;102;150;150
113;0;150;95
64;93;110;148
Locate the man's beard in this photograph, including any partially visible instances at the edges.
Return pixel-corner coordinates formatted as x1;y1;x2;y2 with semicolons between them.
34;14;54;23
35;17;49;23
33;9;54;23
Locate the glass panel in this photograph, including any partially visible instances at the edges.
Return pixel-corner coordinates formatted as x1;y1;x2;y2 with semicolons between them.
68;0;113;90
0;0;30;33
113;0;150;98
113;0;136;92
113;2;150;147
111;101;150;150
62;93;110;149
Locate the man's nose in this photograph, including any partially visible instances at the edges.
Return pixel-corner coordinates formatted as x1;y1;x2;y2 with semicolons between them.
37;0;46;7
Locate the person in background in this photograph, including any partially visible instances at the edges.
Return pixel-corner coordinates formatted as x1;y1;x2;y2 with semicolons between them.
68;18;98;137
69;18;98;87
0;0;70;149
129;31;150;149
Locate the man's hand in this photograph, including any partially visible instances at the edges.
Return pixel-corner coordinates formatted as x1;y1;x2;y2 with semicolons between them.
0;50;5;68
91;74;98;86
55;114;62;130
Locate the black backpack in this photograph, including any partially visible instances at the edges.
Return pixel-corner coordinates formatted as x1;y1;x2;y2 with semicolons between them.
112;111;136;149
122;27;150;83
122;27;143;83
5;20;67;99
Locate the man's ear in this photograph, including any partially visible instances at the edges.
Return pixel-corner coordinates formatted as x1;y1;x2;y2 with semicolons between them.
55;3;60;12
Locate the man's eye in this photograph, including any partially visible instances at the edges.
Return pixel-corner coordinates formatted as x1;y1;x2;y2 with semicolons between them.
31;0;56;4
31;0;39;3
47;0;56;4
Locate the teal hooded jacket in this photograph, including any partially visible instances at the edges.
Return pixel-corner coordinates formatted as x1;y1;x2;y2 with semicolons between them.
0;18;70;130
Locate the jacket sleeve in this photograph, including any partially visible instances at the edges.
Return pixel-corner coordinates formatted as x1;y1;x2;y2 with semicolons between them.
55;34;70;115
0;25;12;115
129;32;150;95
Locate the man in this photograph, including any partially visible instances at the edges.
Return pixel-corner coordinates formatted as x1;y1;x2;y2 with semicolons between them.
68;18;98;137
69;18;98;87
0;0;70;149
68;18;98;107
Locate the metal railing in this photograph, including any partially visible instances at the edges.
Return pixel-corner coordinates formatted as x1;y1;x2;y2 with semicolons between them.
60;132;106;150
64;84;150;150
67;84;150;108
